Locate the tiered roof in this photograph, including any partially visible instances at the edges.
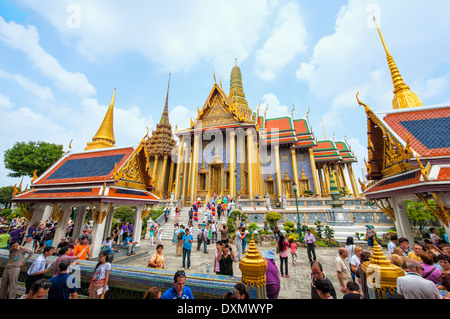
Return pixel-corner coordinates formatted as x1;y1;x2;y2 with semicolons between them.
14;146;159;204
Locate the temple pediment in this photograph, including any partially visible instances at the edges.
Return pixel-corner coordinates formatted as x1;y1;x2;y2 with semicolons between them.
191;83;252;128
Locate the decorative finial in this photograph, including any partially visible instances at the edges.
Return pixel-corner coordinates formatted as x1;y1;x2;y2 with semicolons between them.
373;16;423;109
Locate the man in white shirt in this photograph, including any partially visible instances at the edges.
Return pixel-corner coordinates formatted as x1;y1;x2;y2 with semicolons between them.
397;259;442;299
25;246;54;292
335;248;352;294
388;235;398;254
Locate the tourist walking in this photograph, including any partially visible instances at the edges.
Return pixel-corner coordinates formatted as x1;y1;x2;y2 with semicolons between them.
20;278;51;299
234;227;244;261
335;248;352;294
176;225;184;256
156;224;163;245
52;244;88;277
305;228;316;263
172;223;179;244
278;234;289;278
196;224;203;251
288;238;298;265
72;235;91;261
219;223;228;245
202;224;209;253
350;246;363;282
88;250;111;299
0;240;34;299
355;251;371;299
48;258;78;299
149;225;155;248
365;224;376;250
310;261;337;299
25;246;54;293
148;244;165;269
397;258;442;299
182;228;194;269
264;250;280;299
160;270;194;299
399;237;413;257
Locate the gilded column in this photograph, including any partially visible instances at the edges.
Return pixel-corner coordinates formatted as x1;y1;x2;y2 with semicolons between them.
347;163;360;197
167;160;175;196
160;155;168;196
274;145;282;197
308;148;320;196
174;136;184;200
190;133;200;202
229;130;236;198
152;155;159;186
323;163;331;196
291;148;299;186
247;129;254;198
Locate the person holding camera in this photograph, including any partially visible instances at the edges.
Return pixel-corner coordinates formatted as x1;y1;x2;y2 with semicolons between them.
217;243;235;277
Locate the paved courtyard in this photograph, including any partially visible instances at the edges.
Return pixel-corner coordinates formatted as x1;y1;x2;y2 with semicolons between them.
118;235;388;299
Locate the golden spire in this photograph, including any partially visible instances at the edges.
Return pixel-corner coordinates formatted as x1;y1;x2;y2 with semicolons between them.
373;17;423;110
85;88;116;150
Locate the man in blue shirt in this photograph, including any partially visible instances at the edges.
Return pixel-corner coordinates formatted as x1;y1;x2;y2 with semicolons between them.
48;258;78;299
182;228;194;269
161;270;194;299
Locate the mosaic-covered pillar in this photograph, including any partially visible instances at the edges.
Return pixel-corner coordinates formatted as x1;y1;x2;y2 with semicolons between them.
239;236;267;299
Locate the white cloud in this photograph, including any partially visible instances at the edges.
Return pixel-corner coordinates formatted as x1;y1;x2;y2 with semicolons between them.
169;105;197;132
255;2;308;80
16;0;275;76
0;92;12;108
0;68;54;100
295;0;450;108
0;16;96;97
260;93;290;118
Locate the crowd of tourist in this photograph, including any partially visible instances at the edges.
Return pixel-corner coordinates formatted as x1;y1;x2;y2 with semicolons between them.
1;202;450;300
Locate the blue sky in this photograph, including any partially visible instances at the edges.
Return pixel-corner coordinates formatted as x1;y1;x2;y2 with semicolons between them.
1;0;450;189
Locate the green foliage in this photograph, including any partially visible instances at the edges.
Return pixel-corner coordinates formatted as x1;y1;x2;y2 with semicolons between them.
303;189;313;197
0;208;12;218
113;206;136;223
4;141;64;178
314;220;324;239
229;210;247;222
405;199;436;234
265;212;281;229
248;223;259;236
0;186;14;209
324;226;335;247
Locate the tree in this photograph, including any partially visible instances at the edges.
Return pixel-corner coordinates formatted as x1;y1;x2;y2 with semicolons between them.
113;206;136;223
3;141;64;178
0;186;14;209
405;199;436;235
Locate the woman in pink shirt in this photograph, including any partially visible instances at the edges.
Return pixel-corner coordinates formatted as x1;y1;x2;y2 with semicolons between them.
278;234;289;278
289;238;298;266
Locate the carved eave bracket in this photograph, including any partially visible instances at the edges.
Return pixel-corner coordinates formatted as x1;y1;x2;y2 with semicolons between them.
89;202;114;225
357;92;413;180
370;197;396;221
415;192;450;227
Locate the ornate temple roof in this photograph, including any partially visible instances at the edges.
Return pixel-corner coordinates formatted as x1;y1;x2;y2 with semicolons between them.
146;74;177;157
14;144;159;204
312;139;343;163
335;140;357;163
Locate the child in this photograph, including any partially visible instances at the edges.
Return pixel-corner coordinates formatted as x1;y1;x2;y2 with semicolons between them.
289;238;298;266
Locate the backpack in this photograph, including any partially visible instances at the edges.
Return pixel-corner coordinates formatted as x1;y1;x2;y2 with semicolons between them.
177;232;184;240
